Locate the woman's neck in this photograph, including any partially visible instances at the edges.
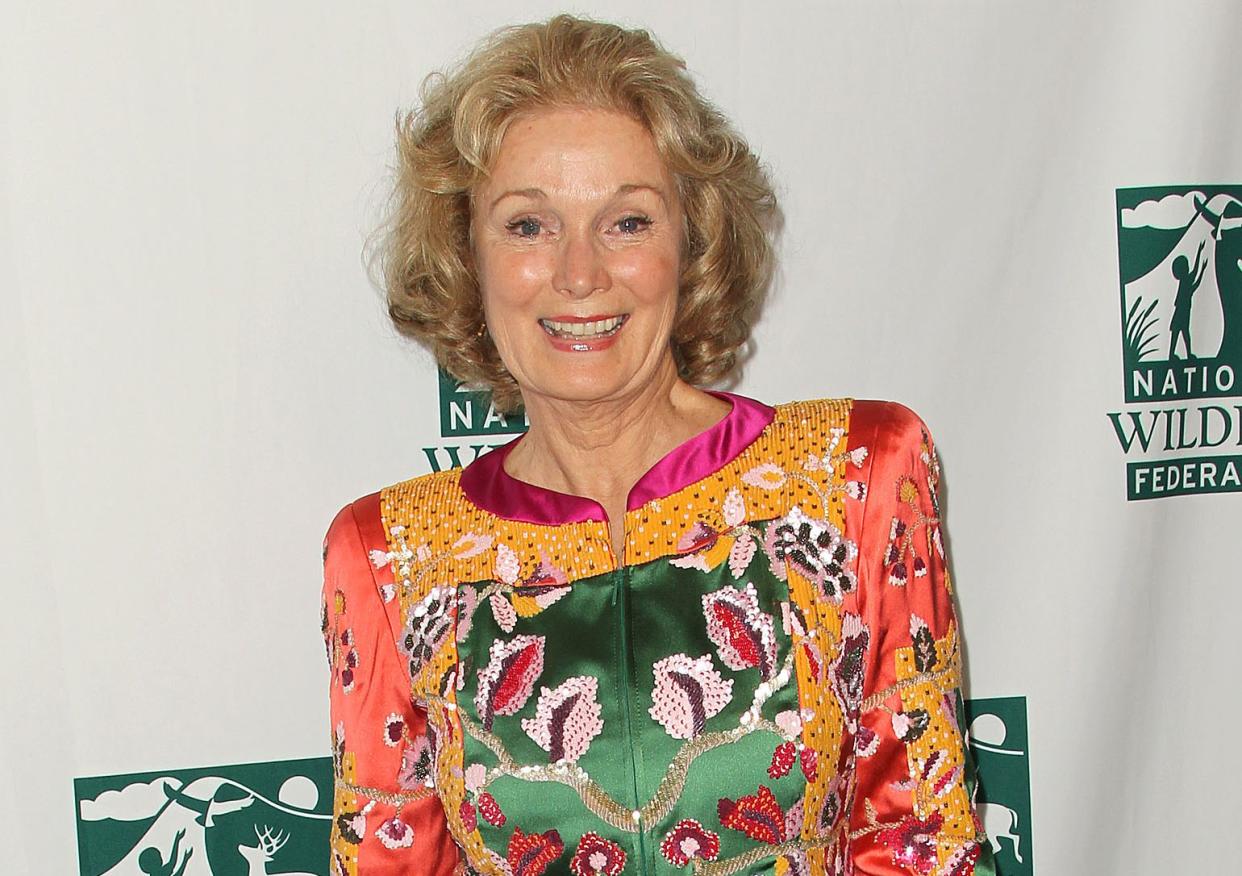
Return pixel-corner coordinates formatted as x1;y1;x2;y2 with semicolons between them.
503;364;731;546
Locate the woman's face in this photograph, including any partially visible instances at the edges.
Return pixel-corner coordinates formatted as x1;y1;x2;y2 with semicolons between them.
471;106;684;410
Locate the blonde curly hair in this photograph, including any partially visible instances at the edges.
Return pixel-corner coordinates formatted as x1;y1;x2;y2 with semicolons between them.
379;14;777;411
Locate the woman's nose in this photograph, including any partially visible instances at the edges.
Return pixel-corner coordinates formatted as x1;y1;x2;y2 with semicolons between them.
552;231;611;299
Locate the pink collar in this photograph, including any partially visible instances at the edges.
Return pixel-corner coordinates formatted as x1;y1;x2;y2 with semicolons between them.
458;391;775;524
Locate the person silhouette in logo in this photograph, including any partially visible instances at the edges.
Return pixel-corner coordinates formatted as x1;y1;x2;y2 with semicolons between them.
138;828;193;876
1169;239;1207;360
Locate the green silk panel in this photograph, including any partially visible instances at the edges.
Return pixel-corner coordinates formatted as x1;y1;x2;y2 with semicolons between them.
456;543;806;875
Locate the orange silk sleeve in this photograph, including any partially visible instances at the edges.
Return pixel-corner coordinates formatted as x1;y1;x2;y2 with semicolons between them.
845;402;992;875
321;493;460;875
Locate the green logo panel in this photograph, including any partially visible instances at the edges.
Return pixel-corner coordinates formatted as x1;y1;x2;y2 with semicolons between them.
74;756;332;876
965;696;1033;876
437;369;527;437
1116;185;1242;402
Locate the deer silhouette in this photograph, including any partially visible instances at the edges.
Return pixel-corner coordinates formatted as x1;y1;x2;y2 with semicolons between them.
237;825;316;876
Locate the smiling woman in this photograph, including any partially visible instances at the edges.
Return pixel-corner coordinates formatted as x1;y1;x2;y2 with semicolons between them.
322;14;994;876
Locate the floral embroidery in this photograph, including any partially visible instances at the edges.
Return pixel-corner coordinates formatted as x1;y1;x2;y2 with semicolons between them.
568;833;626;876
768;740;797;778
375;816;414;849
817;776;844;832
478;791;506;827
403;586;454;679
741;462;787;489
490;592;518;634
832;613;870;725
670;521;731;573
507;827;564;876
397;734;431;789
702;584;778;679
476;635;546;731
763;507;857;601
892;708;931;744
510;552;571;616
884;470;942;587
459;799;478;832
911;613;938;672
660;819;720;866
940;841;983;875
717;785;785;844
353;399;986;872
798;746;818;782
648;653;734;739
876;812;944;874
383;714;404;747
521;675;604;763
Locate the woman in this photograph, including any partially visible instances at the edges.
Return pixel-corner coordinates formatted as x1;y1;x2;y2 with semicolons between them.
322;15;993;876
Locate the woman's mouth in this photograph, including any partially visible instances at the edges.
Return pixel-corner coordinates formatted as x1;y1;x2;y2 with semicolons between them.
538;315;627;340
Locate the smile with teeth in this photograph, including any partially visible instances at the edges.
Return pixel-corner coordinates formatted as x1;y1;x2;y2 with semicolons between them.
539;315;627;339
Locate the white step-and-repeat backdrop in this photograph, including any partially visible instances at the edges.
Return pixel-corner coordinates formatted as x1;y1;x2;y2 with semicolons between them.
5;2;1240;873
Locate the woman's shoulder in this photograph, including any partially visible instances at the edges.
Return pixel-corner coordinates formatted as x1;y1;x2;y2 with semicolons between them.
767;397;933;446
324;468;469;553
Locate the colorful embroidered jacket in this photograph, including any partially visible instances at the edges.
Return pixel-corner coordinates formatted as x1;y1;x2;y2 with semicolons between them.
321;396;995;876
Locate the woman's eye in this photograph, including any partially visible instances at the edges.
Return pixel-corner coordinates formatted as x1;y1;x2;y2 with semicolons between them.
616;215;652;234
506;217;542;238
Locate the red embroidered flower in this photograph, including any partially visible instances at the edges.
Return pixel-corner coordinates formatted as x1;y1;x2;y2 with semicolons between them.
799;746;818;782
717;785;785;845
475;635;545;730
660;819;720;866
569;832;626;876
477;792;505;827
459;800;477;832
768;741;797;779
702;584;777;679
875;812;944;874
508;827;564;876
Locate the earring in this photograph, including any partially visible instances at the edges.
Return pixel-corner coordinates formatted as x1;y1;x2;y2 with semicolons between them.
476;321;487;338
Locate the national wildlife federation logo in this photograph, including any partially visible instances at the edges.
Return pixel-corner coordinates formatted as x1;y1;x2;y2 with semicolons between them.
424;369;527;472
74;757;332;876
965;696;1032;876
1109;185;1242;499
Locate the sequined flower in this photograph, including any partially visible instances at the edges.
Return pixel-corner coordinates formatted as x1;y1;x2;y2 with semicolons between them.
375;816;414;849
511;552;572;617
742;462;787;489
831;613;870;723
383;713;404;747
475;635;546;730
854;724;880;758
402;586;454;679
764;507;857;601
717;785;785;845
569;832;626;876
456;585;480;643
521;675;605;763
397;733;431;789
459;799;478;832
478;792;505;827
648;653;733;739
670;521;731;572
508;827;564;876
701;584;777;679
660;819;720;866
876;812;944;874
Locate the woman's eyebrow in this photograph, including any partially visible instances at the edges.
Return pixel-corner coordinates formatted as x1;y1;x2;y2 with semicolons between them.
489;187;546;211
489;183;668;213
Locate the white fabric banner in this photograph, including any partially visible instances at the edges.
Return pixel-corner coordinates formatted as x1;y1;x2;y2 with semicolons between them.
4;1;1240;872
